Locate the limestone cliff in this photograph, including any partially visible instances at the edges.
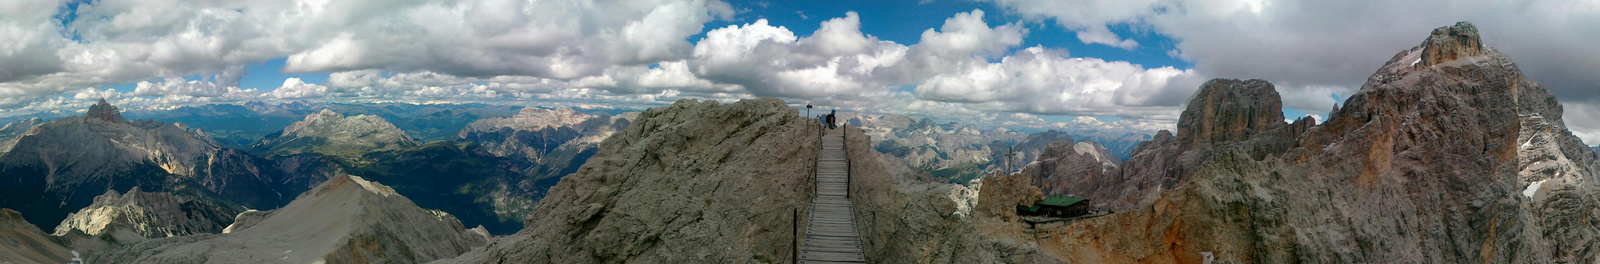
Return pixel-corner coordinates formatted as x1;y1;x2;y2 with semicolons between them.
1037;21;1600;263
1023;140;1147;211
445;98;818;263
52;188;239;242
844;126;1066;264
1176;79;1284;149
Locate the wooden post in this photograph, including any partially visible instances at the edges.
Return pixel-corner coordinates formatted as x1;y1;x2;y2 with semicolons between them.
792;208;799;264
844;122;850;199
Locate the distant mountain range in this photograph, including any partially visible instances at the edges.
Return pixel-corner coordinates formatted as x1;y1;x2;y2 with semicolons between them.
843;113;1149;183
0;101;625;237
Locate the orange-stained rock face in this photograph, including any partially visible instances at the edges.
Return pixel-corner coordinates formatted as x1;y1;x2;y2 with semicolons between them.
974;172;1044;222
1034;21;1600;263
1419;21;1484;68
1176;79;1284;150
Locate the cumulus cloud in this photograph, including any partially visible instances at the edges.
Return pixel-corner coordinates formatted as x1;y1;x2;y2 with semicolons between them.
2;6;1207;136
914;46;1203;120
688;12;909;103
572;61;740;95
16;1;1591;139
981;0;1156;48
270;78;328;100
0;0;737;106
1562;102;1600;146
981;0;1600;108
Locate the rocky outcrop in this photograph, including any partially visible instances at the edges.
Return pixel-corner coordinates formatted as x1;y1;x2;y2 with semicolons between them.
1041;21;1600;263
86;99;127;123
52;188;239;242
1176;79;1284;149
1024;140;1145;210
975;173;1044;222
845;127;1065;263
1419;21;1484;68
88;174;486;263
1104;130;1183;210
252;109;420;160
0;208;74;264
446;98;818;263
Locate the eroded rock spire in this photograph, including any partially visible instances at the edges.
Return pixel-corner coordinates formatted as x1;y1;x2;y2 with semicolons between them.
85;99;127;123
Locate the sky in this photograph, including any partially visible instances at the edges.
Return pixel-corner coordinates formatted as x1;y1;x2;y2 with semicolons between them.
1;0;1598;144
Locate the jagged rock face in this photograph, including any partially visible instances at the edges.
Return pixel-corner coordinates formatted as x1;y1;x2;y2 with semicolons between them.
1023;140;1135;210
456;107;634;181
1176;78;1285;149
0;117;40;154
52;188;239;241
1046;22;1600;263
989;130;1083;171
0;208;73;264
0;102;297;231
88;174;486;263
845;128;1065;263
86;99;127;123
851;112;1132;182
446;98;818;263
253;109;420;160
1419;21;1484;68
975;173;1045;222
1107;130;1182;209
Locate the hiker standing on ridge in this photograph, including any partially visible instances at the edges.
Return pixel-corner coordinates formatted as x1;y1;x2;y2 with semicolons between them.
826;110;837;129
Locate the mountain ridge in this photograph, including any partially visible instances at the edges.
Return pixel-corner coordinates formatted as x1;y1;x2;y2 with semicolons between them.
1035;21;1600;263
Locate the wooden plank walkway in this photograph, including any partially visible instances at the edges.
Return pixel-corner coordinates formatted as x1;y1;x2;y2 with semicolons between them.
800;129;867;264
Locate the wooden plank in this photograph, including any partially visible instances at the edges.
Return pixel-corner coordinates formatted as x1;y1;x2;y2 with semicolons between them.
801;131;867;264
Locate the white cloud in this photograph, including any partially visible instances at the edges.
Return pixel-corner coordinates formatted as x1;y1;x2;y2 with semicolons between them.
0;0;737;106
1563;102;1600;146
914;46;1203;120
270;78;328;100
982;0;1600;104
688;12;909;103
981;0;1155;48
1275;83;1354;116
979;0;1600;139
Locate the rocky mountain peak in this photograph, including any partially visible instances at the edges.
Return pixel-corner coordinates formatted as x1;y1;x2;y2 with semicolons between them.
85;99;127;123
445;98;820;263
459;107;594;134
255;109;419;159
1176;78;1284;148
51;187;239;241
1419;21;1484;67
